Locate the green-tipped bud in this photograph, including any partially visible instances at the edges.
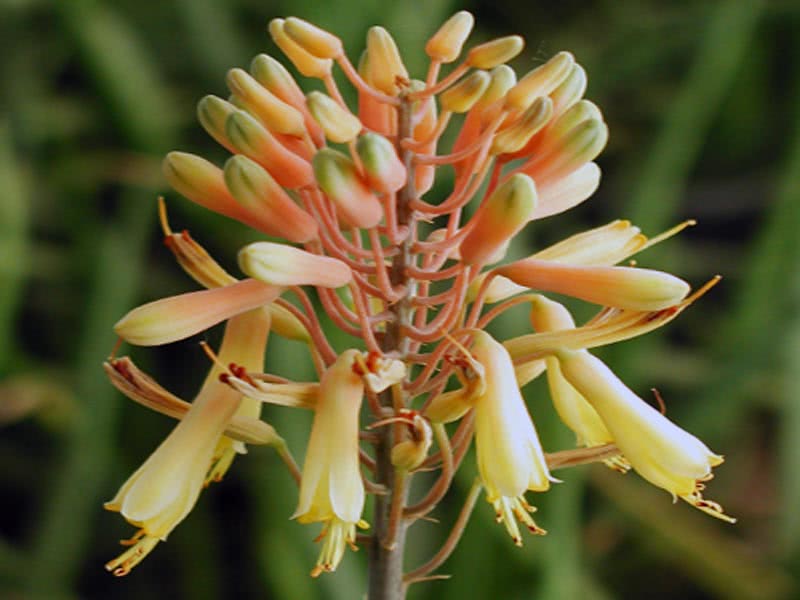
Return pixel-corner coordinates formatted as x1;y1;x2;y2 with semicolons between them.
466;35;524;69
460;173;537;266
535;118;608;182
549;63;587;116
355;132;407;193
226;68;305;136
425;11;474;63
223;155;318;243
269;18;333;79
197;95;238;151
306;91;362;143
365;26;409;95
250;54;306;106
477;65;517;109
312;148;383;228
225;110;313;189
440;70;491;113
284;17;343;59
163;151;239;218
492;96;553;155
505;51;574;112
239;242;352;288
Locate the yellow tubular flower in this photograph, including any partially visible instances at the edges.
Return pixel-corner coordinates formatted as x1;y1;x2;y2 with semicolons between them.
104;309;272;575
293;349;368;576
470;330;555;544
555;348;734;522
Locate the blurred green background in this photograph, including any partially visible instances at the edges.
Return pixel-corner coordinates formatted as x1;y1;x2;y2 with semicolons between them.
2;0;799;598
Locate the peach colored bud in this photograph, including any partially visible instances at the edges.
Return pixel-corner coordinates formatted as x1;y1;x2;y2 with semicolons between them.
225;110;313;189
284;17;343;59
439;70;491;113
250;54;326;146
460;173;537;266
365;26;409;95
497;259;690;310
163;152;243;220
238;242;352;288
312;148;383;228
549;63;587;116
114;279;281;346
529;118;608;184
226;68;305;137
466;35;524;69
478;64;517;109
539;100;603;148
268;18;332;79
306;91;362;143
197;95;238;152
356;132;407;194
504;51;575;112
223;155;318;243
492;96;552;155
533;162;601;220
426;11;474;63
391;414;433;471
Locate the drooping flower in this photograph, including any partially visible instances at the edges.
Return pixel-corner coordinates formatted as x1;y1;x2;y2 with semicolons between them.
105;308;271;575
293;349;368;576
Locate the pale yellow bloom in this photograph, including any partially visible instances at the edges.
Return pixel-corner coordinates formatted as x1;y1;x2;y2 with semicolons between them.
293;349;368;576
555;348;734;522
104;309;271;575
470;330;554;544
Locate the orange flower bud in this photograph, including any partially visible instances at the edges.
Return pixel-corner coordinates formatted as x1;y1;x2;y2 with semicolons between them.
497;259;690;310
460;173;537;266
504;51;574;112
491;96;552;155
163;152;243;220
306;91;362;143
466;35;524;69
439;70;491;113
284;17;343;59
312;148;383;228
226;68;306;136
238;242;352;288
197;95;238;152
224;109;313;189
114;279;281;346
365;26;409;95
426;11;474;63
268;18;332;79
223;155;318;243
355;132;407;194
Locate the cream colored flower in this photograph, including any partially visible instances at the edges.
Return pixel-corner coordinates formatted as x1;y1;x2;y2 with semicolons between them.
470;330;555;544
293;349;368;576
555;348;734;522
104;309;271;575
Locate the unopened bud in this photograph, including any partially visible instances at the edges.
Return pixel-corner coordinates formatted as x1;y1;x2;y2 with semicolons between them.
284;17;343;59
356;132;407;193
492;96;552;155
306;91;362;143
226;68;305;136
225;110;313;188
238;242;352;288
366;26;409;95
477;65;517;108
312;148;383;228
163;152;240;219
223;155;318;243
250;54;305;106
497;259;690;310
466;35;524;69
425;11;474;63
197;95;238;152
460;173;537;266
530;118;608;183
440;70;491;113
114;279;281;346
390;413;433;471
542;100;603;145
549;63;587;116
269;18;333;79
505;51;574;112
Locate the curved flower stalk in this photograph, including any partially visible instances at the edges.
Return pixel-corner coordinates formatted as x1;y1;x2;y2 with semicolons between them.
103;10;733;595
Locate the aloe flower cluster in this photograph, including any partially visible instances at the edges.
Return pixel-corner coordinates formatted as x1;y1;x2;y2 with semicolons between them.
104;11;733;589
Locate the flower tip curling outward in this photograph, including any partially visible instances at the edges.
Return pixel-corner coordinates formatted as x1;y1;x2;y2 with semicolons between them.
554;348;734;523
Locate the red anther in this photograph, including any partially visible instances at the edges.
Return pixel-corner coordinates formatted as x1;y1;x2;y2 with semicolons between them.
163;236;175;248
365;350;381;373
111;358;133;382
219;373;230;384
352;361;367;376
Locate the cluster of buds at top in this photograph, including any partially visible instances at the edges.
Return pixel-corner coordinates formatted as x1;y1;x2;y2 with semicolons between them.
105;11;733;583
